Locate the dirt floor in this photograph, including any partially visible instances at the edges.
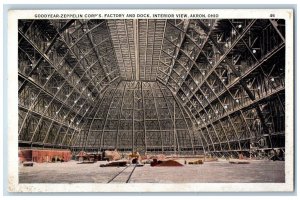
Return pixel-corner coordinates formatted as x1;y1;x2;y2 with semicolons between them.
19;159;285;183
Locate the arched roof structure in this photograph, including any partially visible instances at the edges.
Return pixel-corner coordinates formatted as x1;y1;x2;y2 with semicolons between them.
18;19;285;156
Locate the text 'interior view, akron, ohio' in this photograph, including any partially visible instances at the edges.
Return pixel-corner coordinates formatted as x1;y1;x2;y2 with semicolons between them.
17;18;286;184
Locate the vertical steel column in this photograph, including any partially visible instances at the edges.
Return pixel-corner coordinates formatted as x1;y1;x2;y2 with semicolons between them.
141;82;148;153
150;83;165;153
173;101;177;154
133;19;140;80
99;82;121;151
115;82;127;149
132;83;135;154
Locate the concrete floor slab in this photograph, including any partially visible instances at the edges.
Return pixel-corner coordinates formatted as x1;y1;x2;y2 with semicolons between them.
19;160;285;183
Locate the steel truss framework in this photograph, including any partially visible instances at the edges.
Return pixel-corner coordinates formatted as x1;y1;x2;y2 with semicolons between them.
18;19;285;157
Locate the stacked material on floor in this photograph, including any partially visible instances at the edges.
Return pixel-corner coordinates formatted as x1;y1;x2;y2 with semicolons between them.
19;149;71;163
23;161;34;167
128;152;140;159
100;160;128;167
76;151;91;162
76;151;99;163
140;154;166;164
149;154;166;161
104;150;121;161
141;159;152;165
229;159;250;164
188;160;204;165
151;159;183;167
19;149;32;163
128;151;143;164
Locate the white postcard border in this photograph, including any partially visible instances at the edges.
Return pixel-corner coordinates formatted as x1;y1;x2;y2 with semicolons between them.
7;9;294;192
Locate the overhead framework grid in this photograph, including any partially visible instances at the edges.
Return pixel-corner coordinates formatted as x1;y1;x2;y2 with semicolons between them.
18;18;285;157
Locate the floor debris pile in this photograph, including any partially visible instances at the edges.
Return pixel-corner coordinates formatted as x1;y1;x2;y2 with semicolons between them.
100;160;128;167
151;159;183;167
104;150;122;161
23;162;34;167
76;151;98;163
188;160;204;165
